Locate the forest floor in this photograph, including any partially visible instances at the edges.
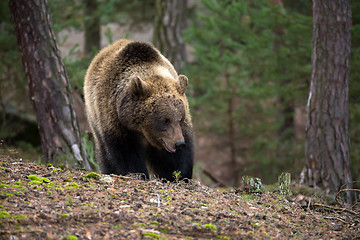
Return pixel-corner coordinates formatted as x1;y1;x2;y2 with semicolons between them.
0;151;359;240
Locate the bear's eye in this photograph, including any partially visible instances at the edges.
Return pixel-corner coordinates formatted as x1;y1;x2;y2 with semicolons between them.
164;118;171;126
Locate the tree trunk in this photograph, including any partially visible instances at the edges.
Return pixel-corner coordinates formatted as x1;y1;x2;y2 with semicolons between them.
84;0;100;57
225;73;238;187
9;0;91;170
301;0;356;204
153;0;187;71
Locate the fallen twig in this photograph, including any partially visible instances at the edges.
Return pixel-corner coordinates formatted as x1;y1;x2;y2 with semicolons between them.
323;216;347;224
335;188;360;208
202;168;227;187
311;203;360;216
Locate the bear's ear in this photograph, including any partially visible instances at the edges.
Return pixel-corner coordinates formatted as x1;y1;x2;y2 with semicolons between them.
177;75;188;95
129;76;152;99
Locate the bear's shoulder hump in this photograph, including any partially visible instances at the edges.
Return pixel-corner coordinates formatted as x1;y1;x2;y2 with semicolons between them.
120;41;160;64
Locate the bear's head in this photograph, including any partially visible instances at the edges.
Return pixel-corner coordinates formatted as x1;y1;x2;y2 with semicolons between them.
128;74;189;153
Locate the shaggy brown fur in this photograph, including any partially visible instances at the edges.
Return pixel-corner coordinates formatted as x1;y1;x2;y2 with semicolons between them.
84;39;194;181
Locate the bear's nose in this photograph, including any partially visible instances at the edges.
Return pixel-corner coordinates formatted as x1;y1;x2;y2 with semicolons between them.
175;140;186;149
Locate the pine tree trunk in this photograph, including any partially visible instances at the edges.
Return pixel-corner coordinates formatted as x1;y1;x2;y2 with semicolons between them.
301;0;356;204
84;0;100;57
153;0;187;71
9;0;91;170
225;73;238;187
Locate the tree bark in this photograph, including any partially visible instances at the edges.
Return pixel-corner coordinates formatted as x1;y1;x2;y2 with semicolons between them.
153;0;187;71
9;0;91;170
301;0;356;203
84;0;100;57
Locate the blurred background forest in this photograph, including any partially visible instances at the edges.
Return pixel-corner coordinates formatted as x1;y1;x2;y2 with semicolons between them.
1;0;360;187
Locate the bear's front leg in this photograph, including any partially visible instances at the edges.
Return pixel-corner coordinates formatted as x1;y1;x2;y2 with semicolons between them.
98;131;149;179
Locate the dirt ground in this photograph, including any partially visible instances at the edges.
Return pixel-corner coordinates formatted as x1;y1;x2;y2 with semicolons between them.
0;152;359;240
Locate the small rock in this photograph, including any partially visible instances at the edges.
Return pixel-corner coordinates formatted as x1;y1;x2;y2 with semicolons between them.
333;224;342;231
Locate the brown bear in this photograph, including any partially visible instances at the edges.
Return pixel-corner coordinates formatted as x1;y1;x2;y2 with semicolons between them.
84;39;194;181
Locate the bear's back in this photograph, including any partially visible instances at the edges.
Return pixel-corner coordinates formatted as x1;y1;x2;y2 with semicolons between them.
85;39;177;84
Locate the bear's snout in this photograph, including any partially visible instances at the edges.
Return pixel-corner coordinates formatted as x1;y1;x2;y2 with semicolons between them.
162;123;185;153
175;140;186;149
162;139;185;153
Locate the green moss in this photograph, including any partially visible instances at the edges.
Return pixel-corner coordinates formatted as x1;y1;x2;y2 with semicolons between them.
12;184;26;190
66;182;80;189
28;180;43;185
83;172;100;179
114;224;122;229
0;167;5;170
27;175;42;181
0;183;10;188
0;192;13;197
58;213;70;218
46;182;56;188
27;175;51;184
15;215;27;221
47;163;53;167
141;232;160;239
42;177;50;183
0;211;11;219
63;235;78;240
216;235;232;240
203;223;217;230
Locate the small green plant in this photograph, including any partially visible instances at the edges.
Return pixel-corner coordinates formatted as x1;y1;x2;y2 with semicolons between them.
242;176;265;193
172;170;182;182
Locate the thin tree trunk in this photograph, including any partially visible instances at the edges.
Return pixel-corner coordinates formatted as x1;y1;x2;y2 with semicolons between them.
84;0;100;57
9;0;91;170
225;73;238;186
153;0;187;71
301;0;356;204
